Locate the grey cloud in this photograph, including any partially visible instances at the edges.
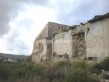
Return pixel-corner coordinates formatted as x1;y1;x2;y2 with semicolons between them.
0;0;49;36
6;32;19;42
55;0;109;25
0;0;50;54
0;0;20;36
1;0;109;55
21;0;49;5
7;38;29;55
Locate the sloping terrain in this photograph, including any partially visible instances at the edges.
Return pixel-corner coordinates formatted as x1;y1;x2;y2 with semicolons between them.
0;53;28;61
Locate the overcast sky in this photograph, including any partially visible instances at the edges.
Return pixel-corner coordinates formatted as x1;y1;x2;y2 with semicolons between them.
0;0;109;55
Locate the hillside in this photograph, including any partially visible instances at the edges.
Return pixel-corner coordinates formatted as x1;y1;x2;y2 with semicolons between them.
0;53;28;61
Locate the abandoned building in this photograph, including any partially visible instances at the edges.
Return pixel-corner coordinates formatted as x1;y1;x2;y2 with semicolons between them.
32;12;109;62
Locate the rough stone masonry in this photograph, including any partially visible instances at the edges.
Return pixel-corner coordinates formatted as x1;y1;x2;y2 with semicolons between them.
32;12;109;63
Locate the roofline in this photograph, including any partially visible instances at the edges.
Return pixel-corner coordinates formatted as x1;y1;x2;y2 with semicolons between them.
88;12;109;23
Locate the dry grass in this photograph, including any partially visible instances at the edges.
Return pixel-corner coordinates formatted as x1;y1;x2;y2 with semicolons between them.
0;61;100;82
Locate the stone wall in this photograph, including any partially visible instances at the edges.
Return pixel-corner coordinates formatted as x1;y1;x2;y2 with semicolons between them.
32;22;70;62
32;13;109;63
72;31;86;59
48;22;70;39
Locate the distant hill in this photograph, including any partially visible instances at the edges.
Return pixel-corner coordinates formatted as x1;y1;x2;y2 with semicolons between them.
0;53;29;61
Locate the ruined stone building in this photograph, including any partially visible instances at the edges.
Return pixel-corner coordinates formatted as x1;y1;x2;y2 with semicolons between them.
32;13;109;63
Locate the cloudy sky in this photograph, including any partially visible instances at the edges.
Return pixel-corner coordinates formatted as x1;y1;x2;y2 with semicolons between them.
0;0;109;55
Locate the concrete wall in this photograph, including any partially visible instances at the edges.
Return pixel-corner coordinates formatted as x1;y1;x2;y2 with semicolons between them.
53;30;73;60
86;18;109;61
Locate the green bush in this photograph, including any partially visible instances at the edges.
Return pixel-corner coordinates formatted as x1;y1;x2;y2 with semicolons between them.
100;58;109;71
89;63;102;74
89;58;109;75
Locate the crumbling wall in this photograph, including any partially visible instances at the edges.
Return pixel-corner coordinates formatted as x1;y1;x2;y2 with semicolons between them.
32;39;47;62
32;22;70;62
31;13;109;63
36;24;48;40
48;22;70;38
46;40;52;61
72;31;86;59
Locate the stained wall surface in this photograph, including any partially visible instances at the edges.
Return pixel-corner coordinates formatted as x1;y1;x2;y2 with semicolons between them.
86;18;109;61
32;22;70;62
53;30;73;60
32;13;109;63
32;39;47;62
